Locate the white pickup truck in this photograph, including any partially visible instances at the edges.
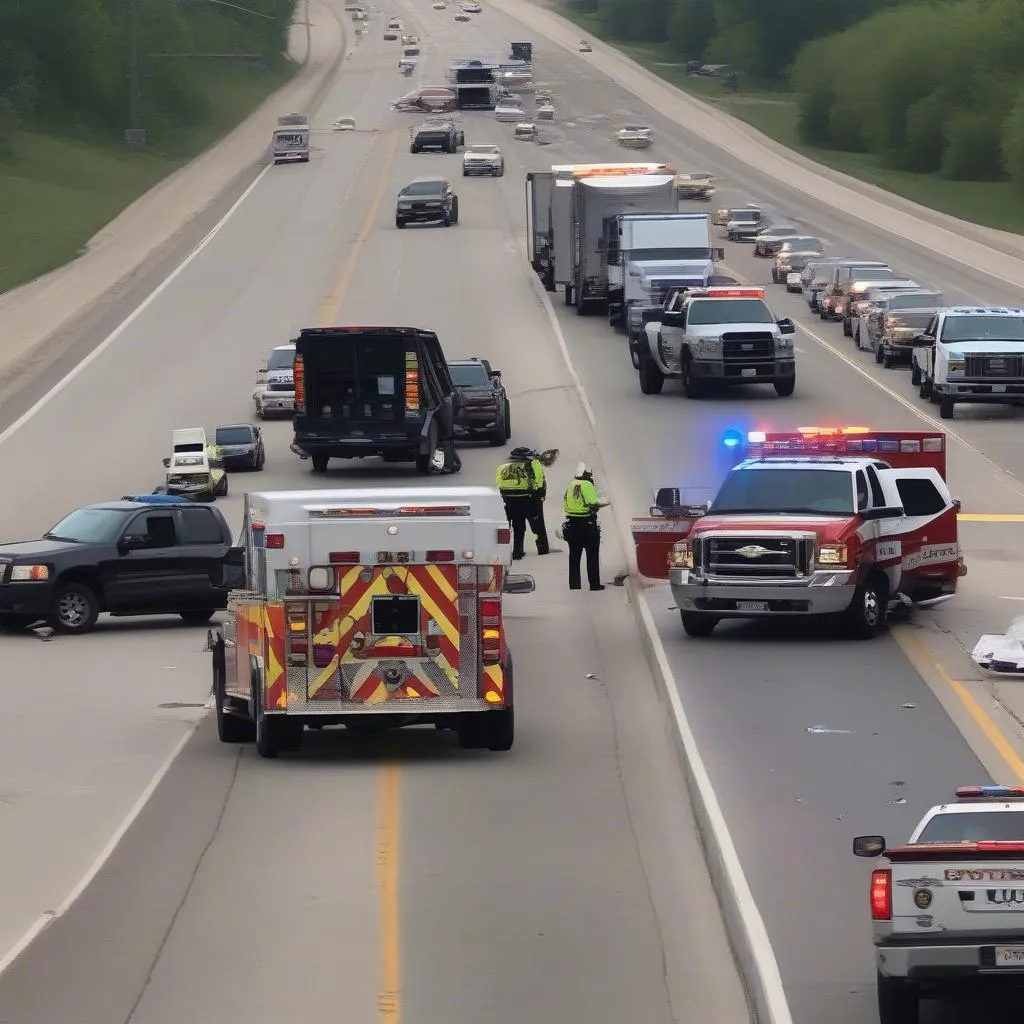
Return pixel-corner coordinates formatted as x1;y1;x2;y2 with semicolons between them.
854;784;1024;1023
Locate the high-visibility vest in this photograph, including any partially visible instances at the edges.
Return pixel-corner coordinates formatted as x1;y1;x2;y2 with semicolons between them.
564;478;599;517
495;460;543;494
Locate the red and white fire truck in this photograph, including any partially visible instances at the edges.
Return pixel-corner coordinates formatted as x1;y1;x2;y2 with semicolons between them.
630;426;966;639
209;486;534;757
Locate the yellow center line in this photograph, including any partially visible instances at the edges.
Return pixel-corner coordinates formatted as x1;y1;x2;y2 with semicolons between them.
897;629;1024;784
318;128;400;326
377;762;402;1022
958;514;1024;522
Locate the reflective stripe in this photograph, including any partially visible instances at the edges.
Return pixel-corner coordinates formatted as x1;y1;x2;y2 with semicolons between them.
563;479;599;516
496;460;544;494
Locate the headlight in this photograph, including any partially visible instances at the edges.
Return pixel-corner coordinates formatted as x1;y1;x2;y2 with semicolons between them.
10;564;49;581
947;358;965;375
816;544;848;566
670;541;693;568
776;335;793;350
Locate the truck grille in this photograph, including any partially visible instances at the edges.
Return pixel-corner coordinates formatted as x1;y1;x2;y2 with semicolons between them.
722;332;775;361
965;354;1024;378
696;535;813;579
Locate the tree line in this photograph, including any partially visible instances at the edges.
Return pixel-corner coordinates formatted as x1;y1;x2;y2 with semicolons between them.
0;0;297;147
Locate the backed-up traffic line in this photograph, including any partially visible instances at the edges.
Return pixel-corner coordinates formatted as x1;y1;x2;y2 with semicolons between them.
857;290;944;365
842;277;924;338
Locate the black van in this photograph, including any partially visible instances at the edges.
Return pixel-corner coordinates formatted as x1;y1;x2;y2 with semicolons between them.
291;327;464;474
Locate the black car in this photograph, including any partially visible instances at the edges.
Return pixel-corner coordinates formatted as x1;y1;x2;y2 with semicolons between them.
449;358;510;446
396;178;459;228
0;497;243;635
410;118;464;153
214;423;265;471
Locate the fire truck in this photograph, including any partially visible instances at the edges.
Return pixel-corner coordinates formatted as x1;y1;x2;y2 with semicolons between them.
630;426;966;639
209;486;534;757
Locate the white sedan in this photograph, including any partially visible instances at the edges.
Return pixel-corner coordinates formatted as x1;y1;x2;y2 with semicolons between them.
616;124;653;148
494;98;525;122
432;1;445;7
536;103;555;121
463;144;504;176
578;40;592;52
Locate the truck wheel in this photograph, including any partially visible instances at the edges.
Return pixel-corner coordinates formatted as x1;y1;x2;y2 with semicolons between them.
254;686;303;758
774;377;796;397
396;218;406;228
311;453;329;472
681;611;718;637
214;475;228;497
504;401;511;439
846;573;888;639
451;198;459;224
213;646;254;743
180;609;215;625
485;709;514;751
876;974;918;1024
918;378;931;400
939;397;955;419
910;364;921;386
52;580;101;634
882;352;895;369
564;284;574;306
842;318;852;337
681;360;704;399
255;402;266;419
875;343;884;364
488;418;507;446
638;357;664;395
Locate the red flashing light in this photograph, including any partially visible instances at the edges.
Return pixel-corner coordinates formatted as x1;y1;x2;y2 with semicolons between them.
266;534;285;549
870;869;892;921
705;287;765;299
426;550;455;562
496;527;511;544
329;551;360;563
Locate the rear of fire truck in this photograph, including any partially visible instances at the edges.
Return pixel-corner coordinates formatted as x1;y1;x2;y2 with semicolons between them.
210;486;533;758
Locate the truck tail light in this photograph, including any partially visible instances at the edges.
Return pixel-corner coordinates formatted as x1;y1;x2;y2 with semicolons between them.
286;603;308;663
496;528;510;544
479;596;502;665
294;354;305;413
426;550;454;562
266;534;285;548
870;869;892;920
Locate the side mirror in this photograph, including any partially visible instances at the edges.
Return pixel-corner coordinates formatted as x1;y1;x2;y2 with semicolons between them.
503;573;535;595
777;318;796;335
952;498;962;512
853;835;886;858
860;505;904;521
913;334;935;346
490;369;502;378
162;457;171;468
654;486;681;510
661;311;685;328
224;546;245;567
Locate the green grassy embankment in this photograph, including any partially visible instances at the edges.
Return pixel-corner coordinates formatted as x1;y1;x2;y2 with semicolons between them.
563;8;1024;236
0;64;294;296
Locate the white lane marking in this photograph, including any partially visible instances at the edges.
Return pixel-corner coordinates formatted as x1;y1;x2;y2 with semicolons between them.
520;259;794;1024
0;722;200;978
0;164;271;449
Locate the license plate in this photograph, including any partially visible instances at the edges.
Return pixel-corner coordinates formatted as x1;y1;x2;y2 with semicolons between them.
736;601;767;612
996;947;1024;965
993;385;1007;393
741;368;757;377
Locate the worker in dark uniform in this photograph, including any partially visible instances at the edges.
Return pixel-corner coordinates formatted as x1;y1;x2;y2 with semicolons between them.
562;462;609;591
495;447;550;559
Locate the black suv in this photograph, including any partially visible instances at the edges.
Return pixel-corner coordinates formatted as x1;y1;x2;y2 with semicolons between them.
396;178;459;228
449;358;510;446
410;118;465;153
291;326;465;473
0;496;242;634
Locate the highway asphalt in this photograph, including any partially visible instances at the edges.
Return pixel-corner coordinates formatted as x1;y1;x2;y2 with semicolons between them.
0;6;750;1023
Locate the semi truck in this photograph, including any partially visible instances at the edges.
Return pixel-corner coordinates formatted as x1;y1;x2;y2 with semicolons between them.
605;212;723;330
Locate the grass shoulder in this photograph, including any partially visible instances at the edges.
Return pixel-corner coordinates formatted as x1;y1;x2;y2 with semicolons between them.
558;7;1024;237
0;63;295;297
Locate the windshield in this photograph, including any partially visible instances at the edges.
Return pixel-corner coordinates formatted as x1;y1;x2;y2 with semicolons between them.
402;181;443;196
45;507;130;543
942;315;1024;342
215;427;253;445
711;468;854;515
917;811;1024;844
468;146;498;153
267;349;294;371
888;293;941;310
449;363;490;386
688;298;773;325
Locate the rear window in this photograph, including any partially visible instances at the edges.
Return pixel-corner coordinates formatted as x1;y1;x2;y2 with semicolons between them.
403;181;444;196
916;811;1024;844
449;363;489;386
215;427;253;445
942;315;1024;342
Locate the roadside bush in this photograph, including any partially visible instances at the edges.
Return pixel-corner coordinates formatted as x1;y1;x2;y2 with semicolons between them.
0;96;18;154
941;110;1007;181
797;89;832;146
1001;90;1024;194
896;92;946;173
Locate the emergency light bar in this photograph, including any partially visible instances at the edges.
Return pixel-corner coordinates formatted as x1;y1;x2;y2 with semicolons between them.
956;786;1024;800
306;504;472;518
741;428;944;456
553;162;675;178
701;287;765;299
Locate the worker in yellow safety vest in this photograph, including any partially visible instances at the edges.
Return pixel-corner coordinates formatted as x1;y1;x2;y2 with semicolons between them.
562;462;609;590
495;447;550;560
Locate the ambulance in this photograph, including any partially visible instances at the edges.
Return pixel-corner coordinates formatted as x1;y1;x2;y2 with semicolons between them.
209;486;534;758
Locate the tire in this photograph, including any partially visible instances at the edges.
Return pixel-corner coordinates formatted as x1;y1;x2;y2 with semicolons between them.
910;364;921;386
180;609;215;625
876;974;919;1024
51;580;100;634
882;353;895;369
485;708;514;751
311;453;329;472
638;356;664;395
939;396;955;419
845;573;888;639
774;376;796;397
213;644;254;743
919;378;931;400
254;682;303;758
488;417;506;446
255;402;266;419
681;359;704;399
564;284;574;306
451;198;459;224
214;474;228;497
442;214;451;227
396;218;406;229
875;343;885;364
504;400;511;440
410;144;419;153
853;324;861;346
497;164;504;176
842;318;852;337
681;610;718;637
463;169;468;176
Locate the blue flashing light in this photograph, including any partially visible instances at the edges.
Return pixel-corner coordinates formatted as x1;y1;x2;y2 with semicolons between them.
121;494;193;505
721;428;744;449
956;785;1024;799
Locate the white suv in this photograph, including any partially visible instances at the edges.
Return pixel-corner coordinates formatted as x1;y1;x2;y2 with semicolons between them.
463;144;504;176
253;344;296;419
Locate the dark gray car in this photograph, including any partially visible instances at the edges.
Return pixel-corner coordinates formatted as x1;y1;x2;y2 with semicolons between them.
395;178;459;228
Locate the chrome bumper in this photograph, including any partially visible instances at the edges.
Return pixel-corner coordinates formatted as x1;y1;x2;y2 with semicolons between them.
669;568;856;616
877;942;1024;979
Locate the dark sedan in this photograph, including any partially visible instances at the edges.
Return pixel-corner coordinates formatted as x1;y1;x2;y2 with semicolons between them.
213;424;265;471
449;358;510;446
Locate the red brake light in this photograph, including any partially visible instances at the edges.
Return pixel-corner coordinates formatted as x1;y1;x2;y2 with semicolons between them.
496;528;511;544
329;551;360;563
293;354;305;413
426;550;454;562
266;534;285;549
479;596;502;665
870;869;891;920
